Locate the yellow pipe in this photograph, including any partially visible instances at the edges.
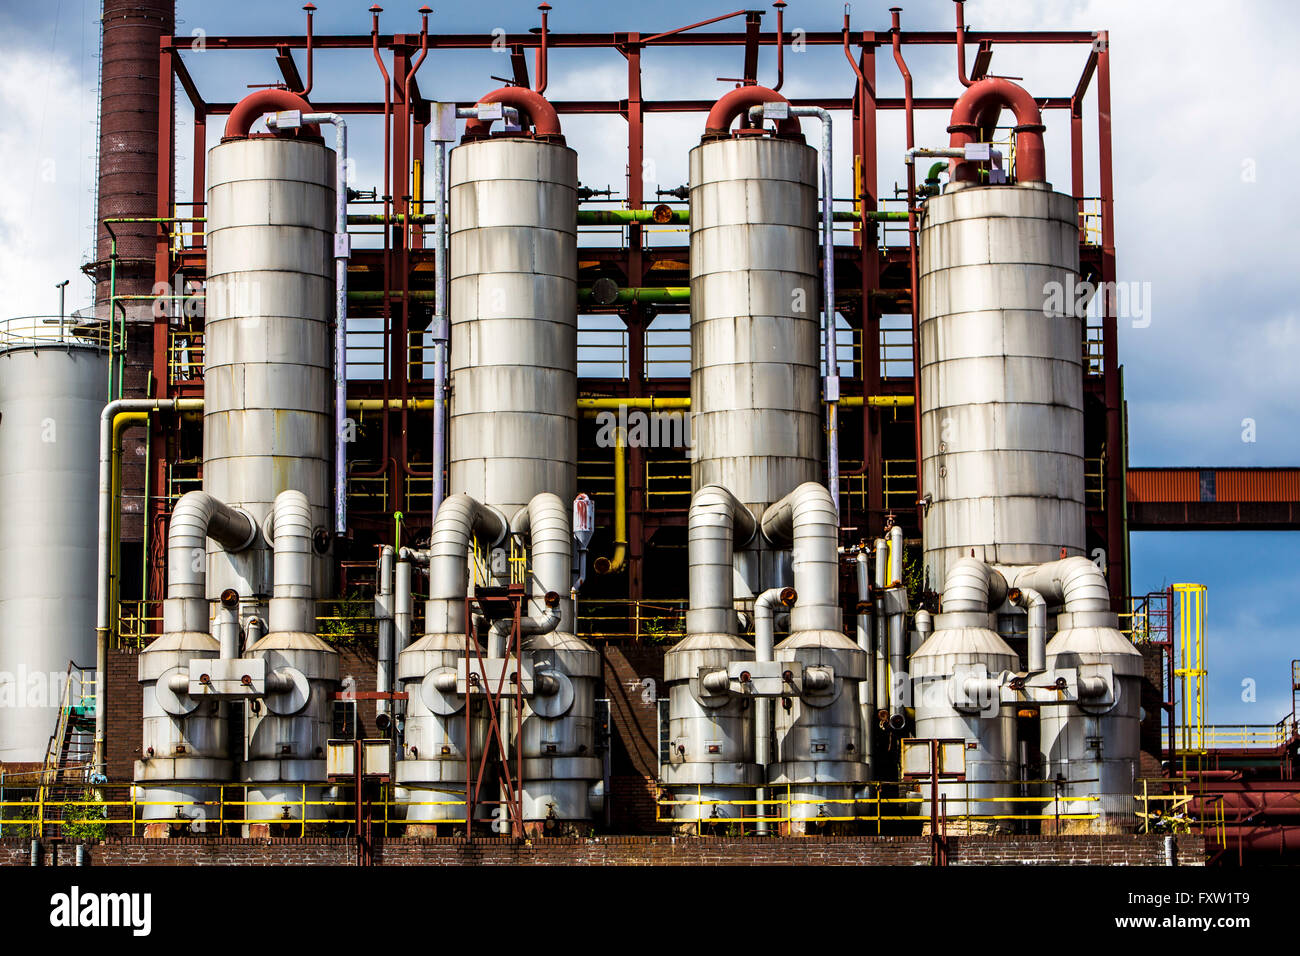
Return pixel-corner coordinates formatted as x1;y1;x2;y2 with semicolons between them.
346;399;435;411
578;395;910;411
594;427;628;575
839;395;915;408
577;396;690;411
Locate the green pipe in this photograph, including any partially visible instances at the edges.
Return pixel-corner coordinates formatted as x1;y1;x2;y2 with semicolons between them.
925;161;948;185
578;286;690;305
837;210;909;222
576;208;688;226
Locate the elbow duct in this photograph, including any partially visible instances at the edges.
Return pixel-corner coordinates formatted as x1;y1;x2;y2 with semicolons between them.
1002;557;1112;615
163;491;257;633
265;489;316;634
939;557;1009;614
424;493;509;636
760;482;841;634
512;492;574;631
1009;587;1047;673
687;485;757;636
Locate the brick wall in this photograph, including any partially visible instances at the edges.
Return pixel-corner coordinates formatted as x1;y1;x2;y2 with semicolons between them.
599;643;668;833
106;648;142;784
1139;644;1166;778
0;834;1204;867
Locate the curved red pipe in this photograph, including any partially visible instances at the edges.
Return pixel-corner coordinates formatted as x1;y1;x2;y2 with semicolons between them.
463;86;563;139
948;77;1046;183
223;89;318;139
703;84;800;137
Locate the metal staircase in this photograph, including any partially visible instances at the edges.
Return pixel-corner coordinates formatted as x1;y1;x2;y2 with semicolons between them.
38;663;98;837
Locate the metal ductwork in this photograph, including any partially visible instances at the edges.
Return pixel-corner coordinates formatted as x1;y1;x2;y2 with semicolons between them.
242;490;340;830
394;493;506;824
662;484;762;823
136;490;256;828
910;557;1019;831
511;493;602;826
762;483;868;831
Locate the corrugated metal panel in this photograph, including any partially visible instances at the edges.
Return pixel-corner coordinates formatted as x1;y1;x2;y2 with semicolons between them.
1126;469;1197;503
1216;469;1300;503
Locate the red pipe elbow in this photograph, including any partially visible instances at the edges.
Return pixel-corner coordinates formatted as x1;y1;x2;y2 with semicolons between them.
462;86;563;140
223;89;321;140
947;77;1046;184
704;85;801;138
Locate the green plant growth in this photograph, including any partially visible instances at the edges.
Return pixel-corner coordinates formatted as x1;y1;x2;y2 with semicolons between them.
60;788;108;842
0;798;38;837
319;590;371;646
903;545;925;612
640;616;681;646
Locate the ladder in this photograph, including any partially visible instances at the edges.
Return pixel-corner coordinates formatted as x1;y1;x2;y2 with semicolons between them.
37;663;98;837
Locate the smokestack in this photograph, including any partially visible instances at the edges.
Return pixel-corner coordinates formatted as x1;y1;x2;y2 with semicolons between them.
89;1;175;546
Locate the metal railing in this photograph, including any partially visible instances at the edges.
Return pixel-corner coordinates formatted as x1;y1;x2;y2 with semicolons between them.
0;315;120;352
1078;197;1104;247
1162;720;1298;752
0;783;469;839
114;599;382;650
654;780;1103;831
575;599;688;642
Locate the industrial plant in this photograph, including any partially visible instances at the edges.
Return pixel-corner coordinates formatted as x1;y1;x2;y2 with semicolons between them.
0;1;1295;870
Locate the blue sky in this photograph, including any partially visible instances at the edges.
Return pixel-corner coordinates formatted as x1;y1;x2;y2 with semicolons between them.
1;0;1297;723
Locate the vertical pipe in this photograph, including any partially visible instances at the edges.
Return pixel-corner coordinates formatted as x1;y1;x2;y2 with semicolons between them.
873;537;888;716
431;137;448;517
753;586;794;836
889;9;922;515
854;549;874;766
953;0;973;88
888;523;906;719
377;545;395;714
395;559;413;652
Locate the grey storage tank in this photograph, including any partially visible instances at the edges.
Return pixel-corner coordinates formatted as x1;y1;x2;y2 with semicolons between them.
0;318;108;763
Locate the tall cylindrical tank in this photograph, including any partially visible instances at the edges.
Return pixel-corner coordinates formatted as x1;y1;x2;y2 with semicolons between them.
1040;617;1143;832
918;182;1083;591
447;137;578;515
688;136;820;518
0;322;108;763
203;135;336;604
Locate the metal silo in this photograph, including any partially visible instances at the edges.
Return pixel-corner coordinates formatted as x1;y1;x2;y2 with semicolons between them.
447;135;578;514
918;181;1083;592
0;320;108;763
688;134;820;518
204;133;336;604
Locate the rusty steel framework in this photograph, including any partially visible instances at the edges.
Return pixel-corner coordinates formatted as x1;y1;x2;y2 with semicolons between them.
133;7;1123;615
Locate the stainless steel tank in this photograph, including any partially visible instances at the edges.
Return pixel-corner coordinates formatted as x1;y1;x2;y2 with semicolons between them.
1040;617;1143;832
242;629;339;829
910;617;1019;830
770;631;869;832
204;136;336;604
135;630;230;825
0;323;108;763
918;182;1083;591
447;137;578;514
688;136;820;518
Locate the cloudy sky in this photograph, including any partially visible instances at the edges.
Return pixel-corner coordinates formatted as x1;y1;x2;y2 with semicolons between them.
1;0;1297;723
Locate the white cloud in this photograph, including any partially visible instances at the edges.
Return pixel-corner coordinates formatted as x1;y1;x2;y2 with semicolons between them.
0;43;98;318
